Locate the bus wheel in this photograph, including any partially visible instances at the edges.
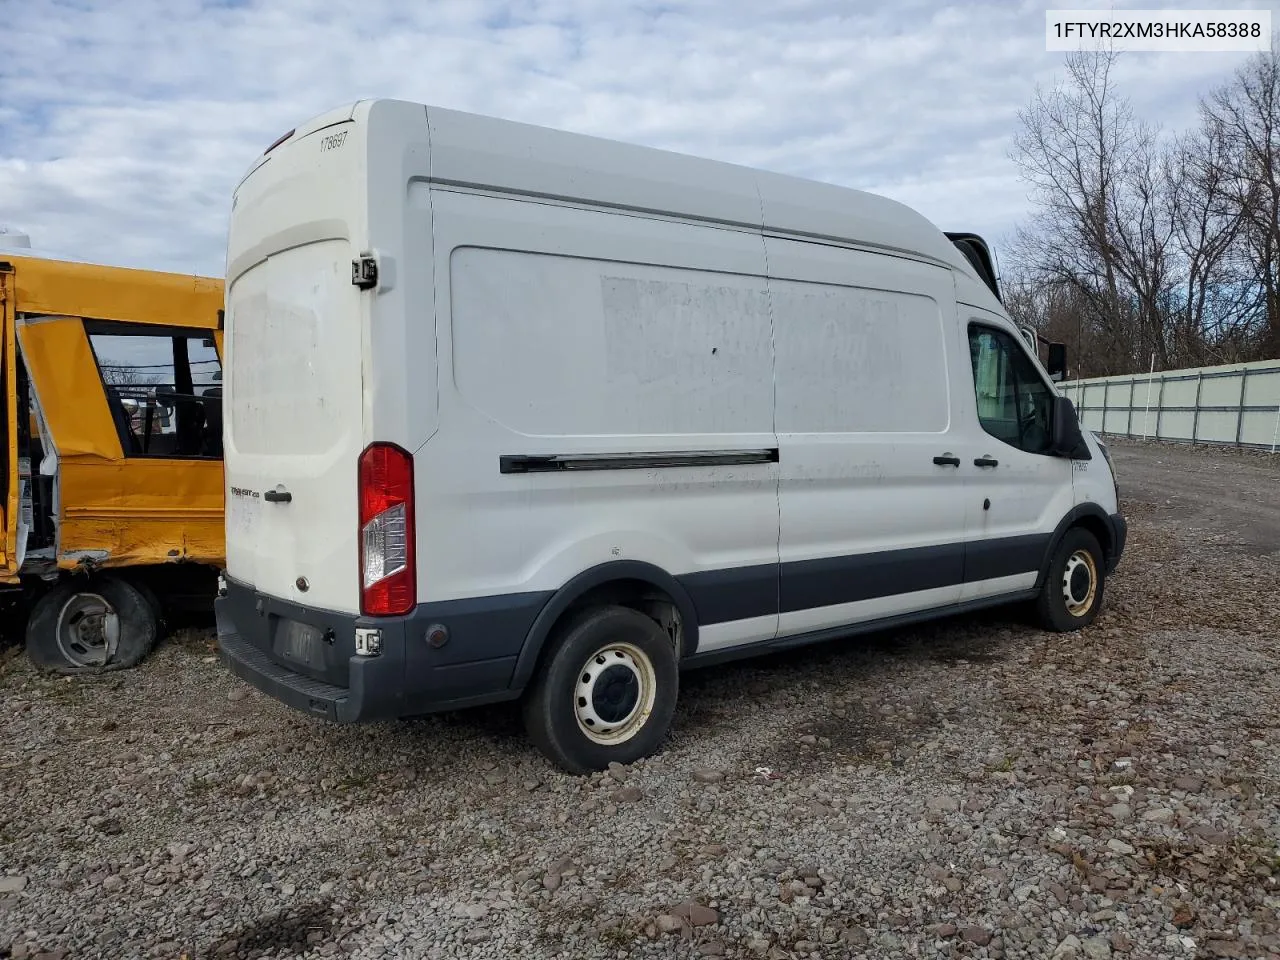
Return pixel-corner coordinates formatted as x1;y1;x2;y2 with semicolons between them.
25;577;158;674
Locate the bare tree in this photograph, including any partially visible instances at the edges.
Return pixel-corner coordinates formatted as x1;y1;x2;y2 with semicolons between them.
1199;44;1280;359
1007;42;1280;374
99;366;162;389
1002;274;1098;378
1165;125;1251;364
1106;123;1177;370
1009;49;1162;376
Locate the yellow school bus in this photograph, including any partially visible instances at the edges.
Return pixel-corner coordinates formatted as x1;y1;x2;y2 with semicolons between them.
0;243;225;672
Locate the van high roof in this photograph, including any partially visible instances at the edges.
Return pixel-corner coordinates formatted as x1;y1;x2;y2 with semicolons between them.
248;99;989;290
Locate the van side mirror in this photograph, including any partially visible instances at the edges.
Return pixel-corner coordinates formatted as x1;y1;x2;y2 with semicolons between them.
1050;396;1091;460
1046;342;1067;382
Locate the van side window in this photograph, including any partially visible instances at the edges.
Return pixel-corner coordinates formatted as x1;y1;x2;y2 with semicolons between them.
86;324;223;460
968;325;1052;454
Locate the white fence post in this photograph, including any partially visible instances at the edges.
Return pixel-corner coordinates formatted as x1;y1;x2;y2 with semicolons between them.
1154;375;1166;440
1141;354;1156;439
1191;371;1205;445
1235;369;1249;447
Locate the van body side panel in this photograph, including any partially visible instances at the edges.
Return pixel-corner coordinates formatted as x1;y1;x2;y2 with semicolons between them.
423;105;762;230
757;174;961;268
766;238;968;638
421;189;780;666
1070;431;1121;517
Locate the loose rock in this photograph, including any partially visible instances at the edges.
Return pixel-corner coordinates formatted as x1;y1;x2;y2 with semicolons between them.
656;914;683;934
962;926;992;946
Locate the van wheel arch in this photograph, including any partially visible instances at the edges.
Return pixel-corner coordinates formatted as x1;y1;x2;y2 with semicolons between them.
1036;505;1114;590
511;561;699;692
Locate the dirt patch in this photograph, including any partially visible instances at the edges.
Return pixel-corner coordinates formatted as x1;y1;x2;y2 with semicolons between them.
1108;436;1280;558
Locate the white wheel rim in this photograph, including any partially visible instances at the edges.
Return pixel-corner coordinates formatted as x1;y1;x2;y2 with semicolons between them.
55;592;120;667
1062;549;1098;617
574;641;657;745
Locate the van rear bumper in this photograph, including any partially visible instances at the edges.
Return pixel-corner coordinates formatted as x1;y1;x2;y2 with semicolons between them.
214;576;545;721
218;626;363;722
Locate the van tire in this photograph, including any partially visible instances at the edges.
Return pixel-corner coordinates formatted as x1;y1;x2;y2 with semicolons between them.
25;576;158;674
522;605;679;775
1036;527;1106;632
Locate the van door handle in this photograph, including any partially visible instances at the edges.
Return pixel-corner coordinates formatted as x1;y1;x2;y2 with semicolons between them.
264;489;292;503
974;456;999;468
932;455;961;467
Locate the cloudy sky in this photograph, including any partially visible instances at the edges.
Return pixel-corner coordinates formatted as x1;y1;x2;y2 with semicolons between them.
1;0;1275;278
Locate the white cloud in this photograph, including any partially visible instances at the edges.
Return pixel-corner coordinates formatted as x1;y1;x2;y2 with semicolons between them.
0;0;1273;277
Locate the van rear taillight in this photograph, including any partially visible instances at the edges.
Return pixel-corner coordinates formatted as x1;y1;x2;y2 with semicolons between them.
358;443;416;616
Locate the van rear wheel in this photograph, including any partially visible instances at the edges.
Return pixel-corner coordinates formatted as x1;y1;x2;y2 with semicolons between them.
25;576;158;674
522;605;679;775
1036;527;1106;632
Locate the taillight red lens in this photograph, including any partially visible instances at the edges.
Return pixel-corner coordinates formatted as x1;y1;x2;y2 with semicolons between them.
358;443;416;616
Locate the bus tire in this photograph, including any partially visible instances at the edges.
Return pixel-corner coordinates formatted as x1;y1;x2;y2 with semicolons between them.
25;576;158;674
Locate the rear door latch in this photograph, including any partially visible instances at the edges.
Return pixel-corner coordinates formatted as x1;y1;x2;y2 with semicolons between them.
351;256;378;289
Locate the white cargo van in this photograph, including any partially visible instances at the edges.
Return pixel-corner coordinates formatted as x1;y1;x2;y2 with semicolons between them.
216;99;1126;774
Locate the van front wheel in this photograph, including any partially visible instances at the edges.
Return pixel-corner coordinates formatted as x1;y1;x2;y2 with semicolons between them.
1036;527;1106;632
522;605;679;774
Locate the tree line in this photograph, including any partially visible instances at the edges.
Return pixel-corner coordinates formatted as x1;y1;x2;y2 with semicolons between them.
1004;43;1280;378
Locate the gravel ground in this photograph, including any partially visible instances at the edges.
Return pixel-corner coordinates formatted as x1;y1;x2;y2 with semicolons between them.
1;437;1278;960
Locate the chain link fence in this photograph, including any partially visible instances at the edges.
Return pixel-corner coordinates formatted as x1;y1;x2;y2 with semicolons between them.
1059;359;1280;453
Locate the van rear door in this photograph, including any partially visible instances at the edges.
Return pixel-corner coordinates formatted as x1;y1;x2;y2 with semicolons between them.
0;264;18;580
223;119;366;613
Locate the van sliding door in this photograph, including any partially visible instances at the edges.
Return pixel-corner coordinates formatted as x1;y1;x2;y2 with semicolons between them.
766;237;970;635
